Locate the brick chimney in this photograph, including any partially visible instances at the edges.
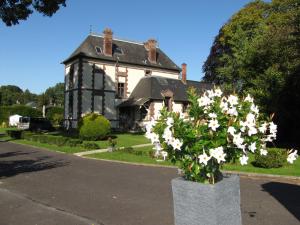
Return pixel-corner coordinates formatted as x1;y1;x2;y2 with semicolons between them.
181;63;187;84
145;39;157;63
103;28;113;56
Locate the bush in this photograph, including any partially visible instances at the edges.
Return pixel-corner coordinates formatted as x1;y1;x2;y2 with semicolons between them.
66;139;83;147
82;142;100;150
6;129;23;139
0;105;42;124
253;148;286;168
120;147;153;157
79;113;111;141
46;107;64;127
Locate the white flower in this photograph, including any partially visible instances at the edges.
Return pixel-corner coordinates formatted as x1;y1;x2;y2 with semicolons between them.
287;149;298;164
250;104;259;114
239;121;247;132
171;138;183;151
233;132;244;147
239;155;249;165
209;147;226;164
227;95;238;106
163;128;173;144
269;122;277;139
198;95;212;107
207;90;215;99
244;94;253;103
249;142;257;153
220;98;229;112
259;122;268;133
208;119;220;131
150;133;159;144
153;142;162;157
214;88;223;97
227;107;238;116
161;151;168;160
227;126;236;136
166;117;174;127
246;113;256;124
198;151;211;165
208;113;217;118
260;149;268;156
248;126;258;136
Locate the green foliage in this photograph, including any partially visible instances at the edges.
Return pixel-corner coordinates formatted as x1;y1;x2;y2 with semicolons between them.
254;148;286;168
203;0;300;145
81;142;100;150
0;0;66;26
119;147;154;158
46;107;64;126
79;113;111;141
0;105;42;123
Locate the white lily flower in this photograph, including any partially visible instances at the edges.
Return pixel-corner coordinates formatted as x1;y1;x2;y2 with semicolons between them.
227;107;238;116
198;151;211;165
248;126;258;136
166;117;174;127
163;128;173;144
207;90;215;99
260;149;268;156
239;155;249;165
198;95;212;107
214;88;223;97
208;113;217;118
287;149;298;164
227;95;238;106
171;138;183;151
227;126;236;136
250;104;259;114
209;147;226;164
249;142;257;153
233;132;244;147
259;122;268;133
150;133;159;144
208;119;220;131
244;94;253;103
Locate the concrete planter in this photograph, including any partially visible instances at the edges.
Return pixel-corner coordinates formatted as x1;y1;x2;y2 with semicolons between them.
172;174;242;225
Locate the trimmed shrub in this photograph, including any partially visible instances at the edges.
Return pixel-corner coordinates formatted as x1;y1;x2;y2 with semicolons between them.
66;139;83;147
0;105;42;124
6;129;23;139
119;147;154;157
82;142;100;150
253;148;286;168
46;107;64;127
79;113;111;141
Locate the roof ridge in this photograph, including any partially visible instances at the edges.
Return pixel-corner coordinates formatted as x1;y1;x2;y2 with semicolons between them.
90;33;146;46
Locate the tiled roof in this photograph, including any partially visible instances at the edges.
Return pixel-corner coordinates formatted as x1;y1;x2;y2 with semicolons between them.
63;35;181;72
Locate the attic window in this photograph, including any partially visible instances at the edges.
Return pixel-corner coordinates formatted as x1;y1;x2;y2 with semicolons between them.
95;46;102;54
114;46;123;55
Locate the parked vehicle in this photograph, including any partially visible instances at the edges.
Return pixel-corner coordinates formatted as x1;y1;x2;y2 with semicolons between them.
18;117;53;131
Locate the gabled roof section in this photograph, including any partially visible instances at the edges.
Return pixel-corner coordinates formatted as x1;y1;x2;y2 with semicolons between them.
63;35;181;72
125;76;212;103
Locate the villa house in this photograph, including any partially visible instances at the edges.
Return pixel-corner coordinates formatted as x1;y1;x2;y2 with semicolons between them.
63;28;210;130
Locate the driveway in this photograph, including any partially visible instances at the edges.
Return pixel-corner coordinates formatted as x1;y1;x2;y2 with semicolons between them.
0;142;299;225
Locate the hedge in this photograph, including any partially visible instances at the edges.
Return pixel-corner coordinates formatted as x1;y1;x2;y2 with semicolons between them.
0;105;42;123
253;148;287;168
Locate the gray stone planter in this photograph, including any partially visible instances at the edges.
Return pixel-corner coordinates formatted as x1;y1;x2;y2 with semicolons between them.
172;174;242;225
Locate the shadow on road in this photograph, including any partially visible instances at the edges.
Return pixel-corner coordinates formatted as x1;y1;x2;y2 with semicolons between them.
262;182;300;222
0;155;69;178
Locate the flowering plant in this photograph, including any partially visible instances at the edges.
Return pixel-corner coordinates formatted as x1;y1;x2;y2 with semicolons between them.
146;88;298;184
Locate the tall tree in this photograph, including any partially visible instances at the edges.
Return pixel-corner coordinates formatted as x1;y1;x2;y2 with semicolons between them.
203;0;300;146
0;0;66;26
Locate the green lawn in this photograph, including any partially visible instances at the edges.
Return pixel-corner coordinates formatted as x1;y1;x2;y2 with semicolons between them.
12;139;86;154
87;147;300;177
87;146;173;166
95;133;150;148
5;132;150;154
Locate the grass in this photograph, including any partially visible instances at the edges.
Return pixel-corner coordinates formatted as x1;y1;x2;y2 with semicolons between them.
87;147;300;177
12;139;86;154
95;133;150;148
87;146;173;166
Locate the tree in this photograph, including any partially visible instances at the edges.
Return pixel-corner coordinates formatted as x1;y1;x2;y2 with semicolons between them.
44;82;64;106
0;85;23;105
203;0;300;146
0;0;66;26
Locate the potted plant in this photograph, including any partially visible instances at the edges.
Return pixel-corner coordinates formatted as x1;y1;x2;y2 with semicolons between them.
107;137;117;152
145;88;298;225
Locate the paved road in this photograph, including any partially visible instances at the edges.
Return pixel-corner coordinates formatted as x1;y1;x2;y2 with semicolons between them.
0;142;299;225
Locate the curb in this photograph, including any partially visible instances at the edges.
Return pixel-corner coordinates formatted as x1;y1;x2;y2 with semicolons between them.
81;157;300;182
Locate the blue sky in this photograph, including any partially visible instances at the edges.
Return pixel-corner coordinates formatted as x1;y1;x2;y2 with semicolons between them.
0;0;252;94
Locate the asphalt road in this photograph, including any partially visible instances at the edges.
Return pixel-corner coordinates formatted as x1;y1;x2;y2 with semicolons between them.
0;142;299;225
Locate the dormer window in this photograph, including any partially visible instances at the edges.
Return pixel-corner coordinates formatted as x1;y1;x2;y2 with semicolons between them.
114;46;123;55
95;46;102;54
